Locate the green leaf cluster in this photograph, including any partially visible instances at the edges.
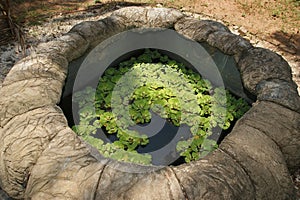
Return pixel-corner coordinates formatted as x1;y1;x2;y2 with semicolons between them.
80;134;151;165
73;49;250;165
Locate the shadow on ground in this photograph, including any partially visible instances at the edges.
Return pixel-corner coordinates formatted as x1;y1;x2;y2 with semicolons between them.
12;0;148;25
269;31;300;56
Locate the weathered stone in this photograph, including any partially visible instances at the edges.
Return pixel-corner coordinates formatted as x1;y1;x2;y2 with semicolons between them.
256;79;300;112
239;101;300;173
0;106;68;199
173;149;255;200
238;47;293;94
69;15;126;49
112;6;183;28
25;128;105;200
2;53;68;86
95;166;185;200
146;7;183;27
198;42;254;103
174;17;230;42
0;78;64;127
206;31;252;62
112;6;147;27
220;122;296;199
36;33;88;62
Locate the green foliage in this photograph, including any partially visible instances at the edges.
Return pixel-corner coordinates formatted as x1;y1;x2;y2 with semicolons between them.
80;134;151;164
73;49;250;165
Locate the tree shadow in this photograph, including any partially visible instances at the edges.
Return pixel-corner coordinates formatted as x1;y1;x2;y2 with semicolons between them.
269;31;300;56
11;0;148;25
46;1;148;24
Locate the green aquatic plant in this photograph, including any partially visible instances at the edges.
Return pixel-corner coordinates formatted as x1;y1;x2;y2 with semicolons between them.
73;49;250;165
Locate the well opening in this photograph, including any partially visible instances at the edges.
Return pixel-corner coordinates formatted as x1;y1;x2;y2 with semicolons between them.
59;30;253;166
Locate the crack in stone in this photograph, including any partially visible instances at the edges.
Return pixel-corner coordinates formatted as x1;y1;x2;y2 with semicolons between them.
93;164;107;200
218;148;257;199
169;167;189;200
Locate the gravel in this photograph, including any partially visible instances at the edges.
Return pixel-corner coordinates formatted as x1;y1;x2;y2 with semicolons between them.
0;7;114;86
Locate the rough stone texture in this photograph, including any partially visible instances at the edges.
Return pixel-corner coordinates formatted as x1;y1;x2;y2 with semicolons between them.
24;128;105;200
239;101;300;173
69;15;126;49
173;149;255;200
95;167;185;200
206;31;253;62
0;6;298;200
35;33;89;62
220;120;296;199
0;78;65;127
0;106;68;199
174;18;253;73
238;47;293;94
2;53;68;86
256;79;300;112
174;17;230;42
112;6;184;28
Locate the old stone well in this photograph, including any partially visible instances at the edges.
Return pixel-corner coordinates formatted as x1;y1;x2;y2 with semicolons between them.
0;6;299;200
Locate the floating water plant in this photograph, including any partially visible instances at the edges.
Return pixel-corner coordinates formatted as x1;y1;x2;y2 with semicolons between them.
72;49;250;165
